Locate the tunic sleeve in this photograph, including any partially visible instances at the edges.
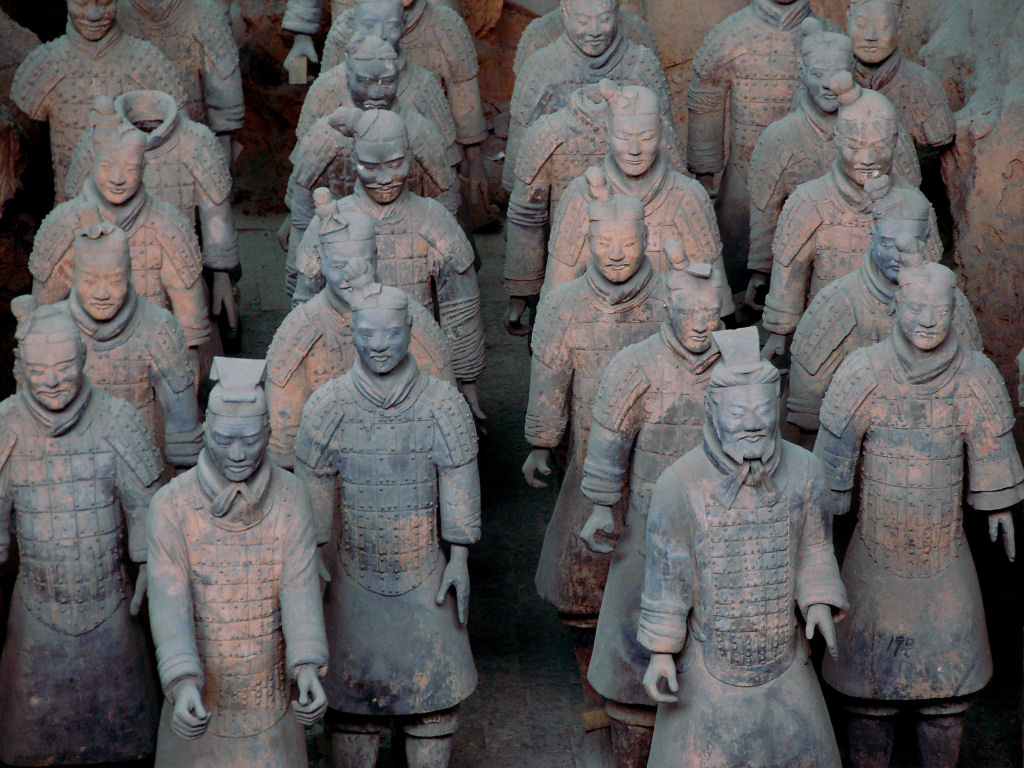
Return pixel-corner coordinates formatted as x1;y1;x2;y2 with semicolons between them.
504;171;552;297
280;480;329;675
762;190;821;335
812;351;875;501
685;29;729;175
432;384;481;545
964;355;1024;511
795;454;849;620
524;295;574;448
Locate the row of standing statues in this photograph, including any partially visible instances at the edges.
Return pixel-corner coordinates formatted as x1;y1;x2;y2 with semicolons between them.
0;0;1021;766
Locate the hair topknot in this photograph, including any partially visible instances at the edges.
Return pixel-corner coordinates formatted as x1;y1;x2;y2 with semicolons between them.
800;17;824;36
830;71;859;106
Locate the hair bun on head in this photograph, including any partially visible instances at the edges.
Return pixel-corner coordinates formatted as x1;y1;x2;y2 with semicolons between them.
800;17;824;36
830;71;860;106
585;166;611;202
664;237;688;270
327;105;365;138
597;78;619;104
313;187;336;218
11;295;37;324
864;173;892;201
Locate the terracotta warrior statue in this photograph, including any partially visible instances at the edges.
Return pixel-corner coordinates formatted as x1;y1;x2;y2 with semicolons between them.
286;39;460;253
506;0;678;200
30;99;212;349
294;283;481;768
687;0;832;289
291;113;486;408
65;91;240;329
761;73;940;359
63;220;203;468
538;82;732;316
848;0;954;154
267;203;454;468
503;83;687;335
814;260;1024;768
640;325;848;768
787;177;981;432
118;0;244;158
580;251;724;768
148;357;328;768
295;0;457;160
523;186;666;757
0;298;161;765
746;20;920;296
10;0;184;201
319;0;491;215
512;2;658;78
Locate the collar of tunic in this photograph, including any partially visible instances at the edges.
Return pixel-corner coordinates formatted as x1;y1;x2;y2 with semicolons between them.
20;380;94;437
603;152;668;208
799;90;836;143
563;27;626;72
351;354;421;409
861;250;896;308
750;0;811;30
118;91;182;153
854;49;903;92
196;448;274;528
82;177;150;234
65;20;124;59
891;321;960;386
585;256;656;307
660;322;722;374
828;158;872;213
68;285;139;342
702;419;782;508
129;0;184;25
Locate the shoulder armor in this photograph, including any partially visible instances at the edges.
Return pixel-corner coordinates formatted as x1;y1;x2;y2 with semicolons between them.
790;278;858;375
406;112;458;189
515;110;570;185
405;64;457;143
103;393;163;486
629;43;672;102
547;176;590;266
179;119;232;204
619;9;659;57
414;195;475;272
591;341;652;432
818;347;878;438
773;183;822;268
952;290;982;351
428;4;479;81
892;125;921;188
963;353;1016;436
65;128;95;199
130;38;187;106
408;299;453;376
141;302;196;394
192;0;240;79
293;379;348;474
509;46;555;124
290;118;344;191
690;10;745;79
747;118;796;208
532;280;578;361
667;172;721;255
29;200;83;281
296;68;347;139
10;40;67;119
429;377;478;467
266;304;324;387
151;198;203;286
0;422;18;476
512;12;558;75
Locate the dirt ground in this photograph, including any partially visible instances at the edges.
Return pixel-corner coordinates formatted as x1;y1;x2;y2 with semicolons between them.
233;215;1023;768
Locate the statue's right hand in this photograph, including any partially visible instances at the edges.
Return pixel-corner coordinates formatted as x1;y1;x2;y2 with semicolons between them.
284;33;319;69
522;448;552;489
761;332;787;362
580;505;617;553
642;653;679;704
171;680;211;740
744;273;769;311
503;297;532;337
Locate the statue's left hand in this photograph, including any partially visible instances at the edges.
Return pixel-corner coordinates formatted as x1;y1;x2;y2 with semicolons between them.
459;380;487;422
130;564;147;616
465;143;491;209
211;271;239;331
988;511;1015;562
435;544;470;624
805;603;837;658
292;664;328;726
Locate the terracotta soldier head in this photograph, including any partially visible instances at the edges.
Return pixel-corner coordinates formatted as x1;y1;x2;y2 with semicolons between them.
72;219;132;322
334;108;411;204
598;79;660;178
13;298;85;412
584;166;647;284
204;357;270;484
864;174;932;283
847;0;901;66
706;326;782;464
830;72;899;188
351;283;414;375
560;0;619;58
894;260;956;353
90;96;148;206
68;0;118;42
351;0;405;52
664;239;724;355
345;35;401;111
798;19;854;115
314;190;378;300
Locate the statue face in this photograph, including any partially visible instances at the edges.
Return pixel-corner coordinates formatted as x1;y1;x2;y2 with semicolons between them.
23;337;84;412
68;0;117;42
896;279;953;352
74;246;131;322
836;119;895;187
800;50;851;114
848;1;899;65
668;289;720;355
355;139;410;204
93;142;144;205
870;216;928;283
608;110;660;177
589;219;646;284
204;412;269;483
353;1;405;51
321;239;375;300
561;0;618;58
346;57;400;110
353;305;413;374
709;385;779;463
